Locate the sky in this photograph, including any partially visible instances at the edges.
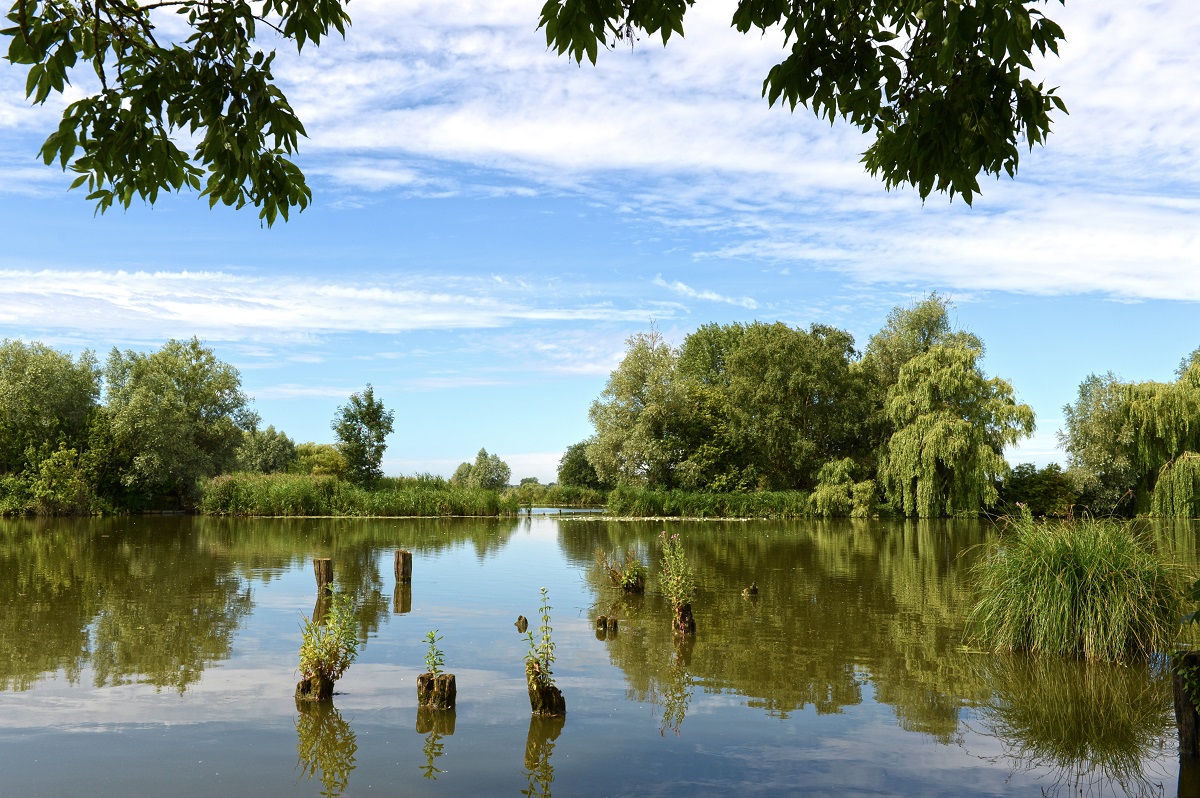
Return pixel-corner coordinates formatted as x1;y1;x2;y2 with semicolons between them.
1;0;1197;483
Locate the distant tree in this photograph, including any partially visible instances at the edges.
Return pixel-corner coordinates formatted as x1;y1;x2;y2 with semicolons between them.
332;385;394;485
450;461;473;487
878;343;1034;517
104;338;249;505
291;443;348;479
557;441;605;489
588;329;688;488
236;423;297;474
999;463;1076;517
0;339;100;474
520;476;541;486
467;448;511;491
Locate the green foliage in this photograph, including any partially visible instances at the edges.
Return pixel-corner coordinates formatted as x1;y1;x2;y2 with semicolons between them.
1060;357;1200;516
298;593;360;683
595;546;646;592
466;448;511;490
967;515;1183;663
539;0;1067;204
525;587;556;688
236;424;297;474
199;472;520;517
810;458;877;518
423;630;445;677
332;385;394;486
0;339;99;475
557;441;606;489
878;343;1035;517
2;0;350;224
27;446;94;516
292;442;349;479
658;531;694;610
999;462;1076;517
606;486;811;519
104;337;249;505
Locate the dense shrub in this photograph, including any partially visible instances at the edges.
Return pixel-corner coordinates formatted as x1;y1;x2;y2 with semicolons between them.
605;486;811;519
967;514;1184;662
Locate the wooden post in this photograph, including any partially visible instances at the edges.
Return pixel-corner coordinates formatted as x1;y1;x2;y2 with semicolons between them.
1175;652;1200;757
417;673;457;710
395;550;413;584
393;583;412;615
313;558;333;595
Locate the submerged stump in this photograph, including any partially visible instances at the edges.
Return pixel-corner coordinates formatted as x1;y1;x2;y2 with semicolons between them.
528;679;566;717
417;673;457;710
673;603;696;636
296;674;334;702
1175;652;1200;757
515;615;528;634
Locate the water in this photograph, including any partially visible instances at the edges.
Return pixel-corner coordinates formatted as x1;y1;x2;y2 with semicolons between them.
0;515;1191;797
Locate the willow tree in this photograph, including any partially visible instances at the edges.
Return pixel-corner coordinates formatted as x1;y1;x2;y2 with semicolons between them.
1061;353;1200;516
879;344;1034;517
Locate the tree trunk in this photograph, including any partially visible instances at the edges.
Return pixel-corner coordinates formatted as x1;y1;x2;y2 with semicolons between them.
417;673;457;710
527;679;566;716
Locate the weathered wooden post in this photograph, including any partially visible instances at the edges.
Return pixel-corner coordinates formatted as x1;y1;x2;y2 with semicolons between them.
313;558;333;594
515;615;528;634
395;550;412;584
1174;652;1200;758
417;673;457;710
393;583;412;615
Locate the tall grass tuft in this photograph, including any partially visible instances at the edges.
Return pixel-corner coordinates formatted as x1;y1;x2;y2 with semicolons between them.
967;513;1184;663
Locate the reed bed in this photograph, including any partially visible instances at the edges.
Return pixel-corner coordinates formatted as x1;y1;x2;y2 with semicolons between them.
199;473;520;517
967;515;1184;662
605;486;812;519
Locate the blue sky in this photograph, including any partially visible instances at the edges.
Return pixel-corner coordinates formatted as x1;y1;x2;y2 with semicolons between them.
1;0;1197;482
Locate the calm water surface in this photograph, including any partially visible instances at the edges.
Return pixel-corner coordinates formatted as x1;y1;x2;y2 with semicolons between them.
1;515;1195;797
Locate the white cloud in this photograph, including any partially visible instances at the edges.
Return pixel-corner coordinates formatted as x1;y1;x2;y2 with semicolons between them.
654;276;757;309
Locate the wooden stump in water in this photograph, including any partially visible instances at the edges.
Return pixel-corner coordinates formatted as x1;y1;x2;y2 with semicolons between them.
528;679;566;717
673;603;696;636
1175;652;1200;757
417;673;457;710
595;615;608;640
624;572;645;594
393;583;412;615
313;558;333;595
395;550;413;584
296;674;334;702
515;615;529;634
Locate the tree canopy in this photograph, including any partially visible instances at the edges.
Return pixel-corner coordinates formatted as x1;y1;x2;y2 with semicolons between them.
332;385;394;486
3;0;1066;217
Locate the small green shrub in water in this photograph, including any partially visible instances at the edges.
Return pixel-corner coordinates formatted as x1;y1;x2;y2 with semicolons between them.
967;514;1183;662
525;587;556;689
594;546;646;593
658;531;695;610
423;630;445;677
297;593;360;700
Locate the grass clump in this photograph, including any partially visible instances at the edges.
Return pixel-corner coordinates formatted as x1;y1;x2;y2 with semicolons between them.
967;513;1184;663
594;546;646;593
296;593;360;700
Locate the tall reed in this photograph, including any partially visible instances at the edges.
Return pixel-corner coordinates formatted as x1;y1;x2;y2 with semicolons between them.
967;514;1184;662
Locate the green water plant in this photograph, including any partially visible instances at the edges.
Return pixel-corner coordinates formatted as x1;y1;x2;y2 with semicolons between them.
424;630;445;677
659;531;696;634
525;587;565;716
417;629;455;710
595;546;646;593
967;513;1183;663
296;593;360;701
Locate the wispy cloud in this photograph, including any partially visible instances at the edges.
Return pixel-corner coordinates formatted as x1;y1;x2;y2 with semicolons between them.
654;276;757;309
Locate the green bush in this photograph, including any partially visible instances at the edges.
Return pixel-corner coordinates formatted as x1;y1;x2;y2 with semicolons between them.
967;514;1184;662
606;486;811;518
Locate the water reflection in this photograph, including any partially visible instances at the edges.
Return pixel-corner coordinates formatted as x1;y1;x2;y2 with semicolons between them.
416;707;455;780
294;699;358;797
972;656;1173;797
522;715;565;798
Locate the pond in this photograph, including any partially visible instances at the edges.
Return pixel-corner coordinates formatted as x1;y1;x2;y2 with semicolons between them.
0;515;1196;797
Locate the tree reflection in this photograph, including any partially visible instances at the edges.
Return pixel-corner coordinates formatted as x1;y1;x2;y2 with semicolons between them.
522;715;565;798
658;637;694;736
295;699;358;797
972;655;1173;798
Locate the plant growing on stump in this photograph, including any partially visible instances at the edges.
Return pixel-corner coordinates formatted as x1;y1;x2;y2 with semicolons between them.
660;531;696;635
525;587;566;716
417;629;456;710
594;546;646;593
296;592;360;702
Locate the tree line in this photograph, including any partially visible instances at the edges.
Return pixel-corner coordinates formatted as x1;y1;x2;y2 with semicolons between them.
0;337;393;514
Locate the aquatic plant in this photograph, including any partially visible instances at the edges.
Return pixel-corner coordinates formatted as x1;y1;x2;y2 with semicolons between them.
658;531;695;611
967;514;1183;662
594;546;646;593
423;630;444;677
297;592;360;700
525;587;566;715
